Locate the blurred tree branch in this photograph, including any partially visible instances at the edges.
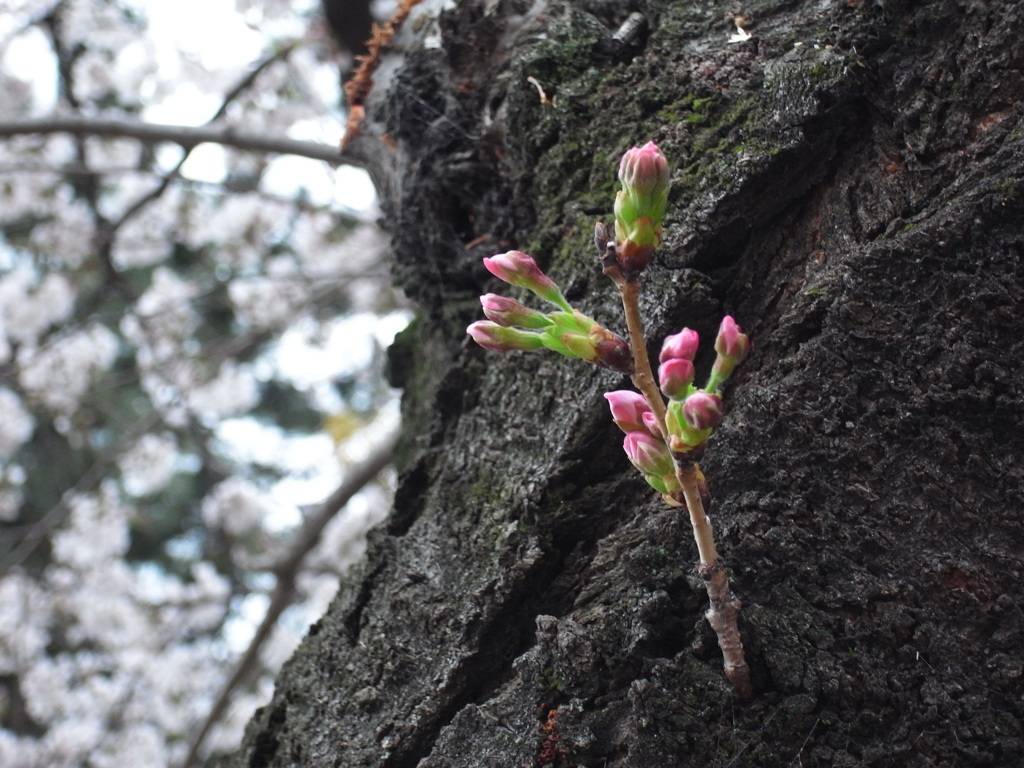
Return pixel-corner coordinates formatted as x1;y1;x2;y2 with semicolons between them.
112;41;302;232
0;116;362;168
181;429;399;768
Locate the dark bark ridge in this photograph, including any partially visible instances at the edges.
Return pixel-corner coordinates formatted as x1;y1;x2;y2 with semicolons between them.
231;0;1024;766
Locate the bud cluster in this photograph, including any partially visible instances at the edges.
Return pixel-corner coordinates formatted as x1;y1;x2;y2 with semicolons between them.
464;141;753;697
467;251;633;373
464;144;750;503
658;317;750;452
605;391;680;496
605;316;748;494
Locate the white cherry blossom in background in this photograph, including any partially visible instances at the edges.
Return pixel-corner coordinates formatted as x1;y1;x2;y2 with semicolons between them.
0;1;406;766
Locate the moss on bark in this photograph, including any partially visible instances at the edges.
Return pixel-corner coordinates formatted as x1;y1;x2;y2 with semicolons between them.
230;0;1024;765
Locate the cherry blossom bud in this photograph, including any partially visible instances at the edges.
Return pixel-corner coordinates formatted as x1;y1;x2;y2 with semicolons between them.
479;294;551;329
467;321;545;352
605;391;653;434
617;142;670;226
482;251;570;310
714;316;750;362
623;431;674;478
658;358;695;400
665;400;711;450
613;142;670;278
682;391;724;431
642;410;660;435
706;316;750;392
659;327;700;363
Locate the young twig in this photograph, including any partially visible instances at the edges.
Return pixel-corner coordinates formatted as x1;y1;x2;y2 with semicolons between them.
673;461;752;700
618;280;753;700
618;280;668;435
673;460;718;568
598;227;667;435
607;142;752;698
469;142;754;699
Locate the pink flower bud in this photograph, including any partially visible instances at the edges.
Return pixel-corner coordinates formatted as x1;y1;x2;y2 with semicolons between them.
467;321;545;352
482;251;569;310
658;358;695;400
714;316;750;362
605;391;653;434
682;391;724;431
479;294;551;329
612;142;670;279
659;328;700;363
482;250;539;284
623;431;674;478
705;316;750;392
618;142;670;215
615;142;669;244
642;410;660;435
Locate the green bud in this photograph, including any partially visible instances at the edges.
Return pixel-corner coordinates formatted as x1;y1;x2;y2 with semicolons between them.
612;142;670;278
467;321;545;352
665;399;712;450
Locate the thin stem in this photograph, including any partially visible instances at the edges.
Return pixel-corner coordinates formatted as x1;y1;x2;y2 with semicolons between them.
674;462;718;567
618;280;668;435
673;459;753;701
701;560;753;700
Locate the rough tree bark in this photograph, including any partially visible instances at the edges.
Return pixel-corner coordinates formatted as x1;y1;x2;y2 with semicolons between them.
229;0;1024;765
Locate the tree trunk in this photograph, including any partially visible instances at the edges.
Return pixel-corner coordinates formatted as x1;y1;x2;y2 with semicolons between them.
229;0;1024;765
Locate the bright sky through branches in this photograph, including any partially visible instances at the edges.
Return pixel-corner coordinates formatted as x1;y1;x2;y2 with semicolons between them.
0;1;404;765
1;0;377;211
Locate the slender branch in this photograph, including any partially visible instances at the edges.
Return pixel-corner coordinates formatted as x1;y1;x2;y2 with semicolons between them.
700;565;752;699
179;431;398;768
0;117;363;168
617;280;668;435
611;264;753;700
210;42;298;124
673;460;752;698
0;163;371;225
674;462;718;567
